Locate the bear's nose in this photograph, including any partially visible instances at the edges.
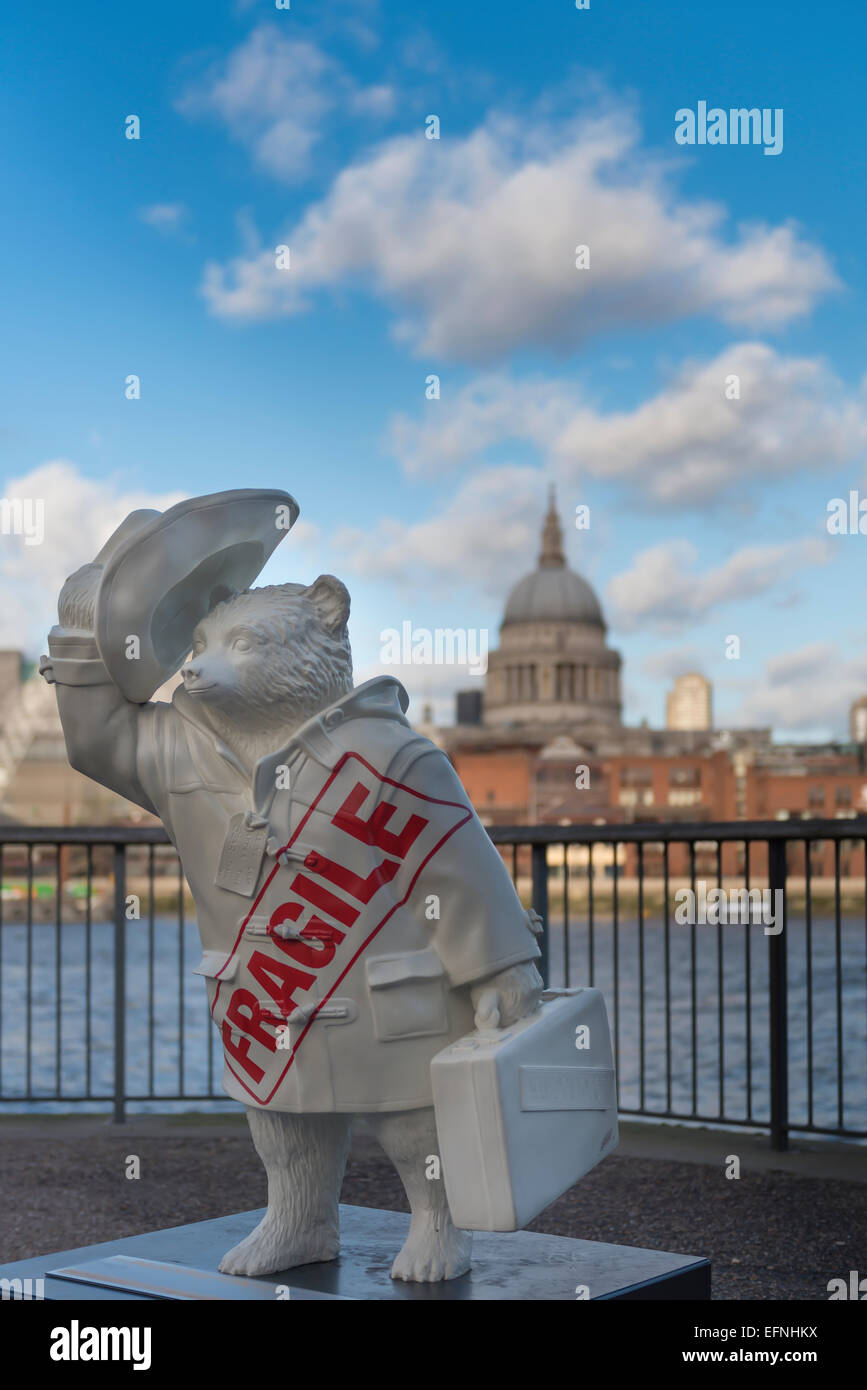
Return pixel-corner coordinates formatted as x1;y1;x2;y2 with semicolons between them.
181;662;200;680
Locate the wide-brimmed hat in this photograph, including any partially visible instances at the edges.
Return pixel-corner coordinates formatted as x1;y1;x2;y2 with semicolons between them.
94;488;298;701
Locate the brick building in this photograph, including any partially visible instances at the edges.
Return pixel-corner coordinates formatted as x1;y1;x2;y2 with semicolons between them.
438;496;867;879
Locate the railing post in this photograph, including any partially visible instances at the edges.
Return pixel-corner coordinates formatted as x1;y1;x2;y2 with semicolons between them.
531;842;549;986
768;837;788;1151
113;843;126;1125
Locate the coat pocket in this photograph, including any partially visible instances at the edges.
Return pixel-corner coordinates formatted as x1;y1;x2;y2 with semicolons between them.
366;947;449;1042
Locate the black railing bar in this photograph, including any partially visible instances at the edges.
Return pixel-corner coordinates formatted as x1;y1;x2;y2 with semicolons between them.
0;816;862;848
615;1108;867;1139
834;839;844;1131
55;843;62;1097
745;839;753;1123
0;1095;856;1138
0;828;172;845
178;859;185;1097
112;845;126;1125
768;838;789;1151
0;842;4;1094
148;845;156;1098
563;849;570;988
0;1091;860;1140
1;816;860;848
806;838;814;1129
85;844;93;1097
637;840;645;1112
488;818;867;845
587;841;595;985
717;839;724;1120
530;843;549;986
612;840;620;1102
689;840;697;1118
25;844;33;1098
0;1095;231;1105
663;839;672;1115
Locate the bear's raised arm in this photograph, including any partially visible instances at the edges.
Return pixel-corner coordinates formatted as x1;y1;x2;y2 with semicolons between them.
39;561;158;816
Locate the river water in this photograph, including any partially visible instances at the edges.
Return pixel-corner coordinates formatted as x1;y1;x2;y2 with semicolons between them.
0;913;864;1133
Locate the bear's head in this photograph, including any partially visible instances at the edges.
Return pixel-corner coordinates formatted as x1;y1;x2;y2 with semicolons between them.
180;574;353;759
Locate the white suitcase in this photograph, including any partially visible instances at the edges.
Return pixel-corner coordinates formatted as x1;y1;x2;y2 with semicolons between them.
431;988;618;1231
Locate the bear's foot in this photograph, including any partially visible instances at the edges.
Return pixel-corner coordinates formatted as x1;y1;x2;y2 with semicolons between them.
391;1212;472;1283
219;1212;339;1278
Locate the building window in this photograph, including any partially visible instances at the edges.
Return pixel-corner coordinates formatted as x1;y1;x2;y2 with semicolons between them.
668;789;702;806
618;789;653;807
621;766;653;787
835;785;852;807
808;785;825;808
669;767;701;787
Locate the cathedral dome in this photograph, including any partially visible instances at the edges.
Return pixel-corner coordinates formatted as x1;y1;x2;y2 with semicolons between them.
483;489;622;730
502;492;605;629
503;567;604;628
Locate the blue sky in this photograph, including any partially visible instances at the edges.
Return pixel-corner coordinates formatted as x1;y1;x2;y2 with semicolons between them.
2;0;866;738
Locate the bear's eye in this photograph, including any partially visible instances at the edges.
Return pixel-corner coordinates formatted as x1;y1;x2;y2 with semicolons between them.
192;638;205;655
232;637;252;653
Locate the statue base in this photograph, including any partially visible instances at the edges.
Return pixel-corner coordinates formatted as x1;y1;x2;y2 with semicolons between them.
0;1204;709;1300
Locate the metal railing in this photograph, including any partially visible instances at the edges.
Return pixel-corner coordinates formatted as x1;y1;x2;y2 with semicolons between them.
0;821;864;1148
488;821;867;1149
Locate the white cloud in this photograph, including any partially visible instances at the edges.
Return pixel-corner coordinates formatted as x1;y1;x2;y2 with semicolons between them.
178;25;393;183
199;108;836;358
258;517;321;583
641;646;708;680
349;83;395;118
555;345;867;506
389;375;575;477
333;465;548;599
734;643;867;735
0;461;186;655
138;203;190;235
607;536;832;634
388;344;867;506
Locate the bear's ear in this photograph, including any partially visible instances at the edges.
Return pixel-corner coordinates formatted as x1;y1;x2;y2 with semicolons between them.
304;574;350;635
208;584;237;612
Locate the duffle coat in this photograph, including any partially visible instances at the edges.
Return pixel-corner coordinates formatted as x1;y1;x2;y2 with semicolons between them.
42;639;540;1112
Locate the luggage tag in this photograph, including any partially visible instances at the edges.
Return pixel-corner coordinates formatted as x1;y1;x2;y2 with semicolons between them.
214;811;271;897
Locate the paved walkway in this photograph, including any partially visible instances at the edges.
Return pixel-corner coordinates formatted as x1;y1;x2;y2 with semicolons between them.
0;1115;863;1299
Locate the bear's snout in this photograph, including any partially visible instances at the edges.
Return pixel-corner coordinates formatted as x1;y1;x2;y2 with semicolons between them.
182;657;218;693
181;645;243;699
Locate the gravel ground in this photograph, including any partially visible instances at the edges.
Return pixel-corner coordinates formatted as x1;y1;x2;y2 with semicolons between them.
0;1122;863;1300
